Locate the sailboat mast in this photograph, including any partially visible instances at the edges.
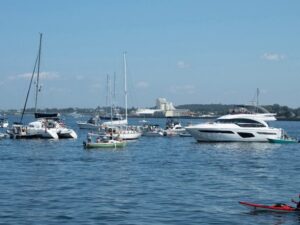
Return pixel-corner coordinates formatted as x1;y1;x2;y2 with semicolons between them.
35;33;42;113
20;54;39;123
106;74;109;107
113;72;116;102
123;52;128;121
256;88;259;106
108;74;113;122
256;88;260;113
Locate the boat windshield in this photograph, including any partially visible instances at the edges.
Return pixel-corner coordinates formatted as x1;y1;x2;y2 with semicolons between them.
215;118;266;127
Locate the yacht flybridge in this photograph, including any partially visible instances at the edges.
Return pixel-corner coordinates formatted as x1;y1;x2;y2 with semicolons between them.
186;105;283;142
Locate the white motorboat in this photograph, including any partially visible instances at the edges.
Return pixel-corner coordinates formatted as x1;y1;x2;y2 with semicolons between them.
186;106;282;142
163;118;185;136
7;121;59;139
0;117;9;128
141;124;164;137
77;116;101;129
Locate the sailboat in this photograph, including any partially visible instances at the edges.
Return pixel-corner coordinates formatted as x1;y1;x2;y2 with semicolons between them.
102;72;127;126
88;52;141;140
105;52;141;140
7;34;58;139
100;73;124;121
32;35;77;139
7;33;77;139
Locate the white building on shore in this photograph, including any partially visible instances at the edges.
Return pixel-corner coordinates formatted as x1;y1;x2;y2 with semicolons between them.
135;98;189;117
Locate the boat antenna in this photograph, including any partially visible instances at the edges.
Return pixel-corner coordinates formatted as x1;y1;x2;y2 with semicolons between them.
35;33;42;113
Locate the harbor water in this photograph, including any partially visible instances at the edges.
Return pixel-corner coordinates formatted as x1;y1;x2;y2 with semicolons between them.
1;115;300;224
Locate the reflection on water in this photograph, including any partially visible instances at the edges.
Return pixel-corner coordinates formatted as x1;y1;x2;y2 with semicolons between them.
209;142;281;151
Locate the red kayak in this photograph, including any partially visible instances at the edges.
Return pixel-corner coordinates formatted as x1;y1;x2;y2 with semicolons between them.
239;201;296;212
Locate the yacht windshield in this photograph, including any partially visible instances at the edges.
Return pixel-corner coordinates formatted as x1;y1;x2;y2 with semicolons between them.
215;118;265;127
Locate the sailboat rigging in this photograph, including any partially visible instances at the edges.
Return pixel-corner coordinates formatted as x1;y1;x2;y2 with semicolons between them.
20;34;42;123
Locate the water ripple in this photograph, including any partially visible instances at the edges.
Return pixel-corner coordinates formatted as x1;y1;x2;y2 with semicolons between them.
1;118;300;224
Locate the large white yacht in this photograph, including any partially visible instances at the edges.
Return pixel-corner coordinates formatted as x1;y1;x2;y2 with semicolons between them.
186;105;283;142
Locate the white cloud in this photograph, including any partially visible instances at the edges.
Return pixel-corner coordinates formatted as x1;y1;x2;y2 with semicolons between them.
136;81;149;88
8;72;60;80
169;84;196;94
261;53;286;61
76;75;84;80
177;60;190;69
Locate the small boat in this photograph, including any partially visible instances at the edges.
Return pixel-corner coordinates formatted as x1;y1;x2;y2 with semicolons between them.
0;117;9;128
77;116;101;130
268;137;299;144
141;124;164;137
268;129;299;143
239;201;296;212
83;138;126;149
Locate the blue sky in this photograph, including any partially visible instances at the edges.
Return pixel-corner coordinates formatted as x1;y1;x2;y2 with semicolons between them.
0;0;299;109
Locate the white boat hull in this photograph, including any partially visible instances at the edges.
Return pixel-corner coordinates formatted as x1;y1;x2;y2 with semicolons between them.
57;128;77;139
102;119;128;126
77;122;100;130
116;131;142;140
7;126;59;139
186;126;281;142
0;122;9;128
163;128;186;136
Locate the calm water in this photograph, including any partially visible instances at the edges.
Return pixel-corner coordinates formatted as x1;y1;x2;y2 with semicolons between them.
1;115;300;225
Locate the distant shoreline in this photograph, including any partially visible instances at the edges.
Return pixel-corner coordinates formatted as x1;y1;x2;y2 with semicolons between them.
3;113;300;122
2;103;300;121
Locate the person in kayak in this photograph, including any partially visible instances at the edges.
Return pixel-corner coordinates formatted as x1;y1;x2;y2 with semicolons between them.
291;195;300;210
